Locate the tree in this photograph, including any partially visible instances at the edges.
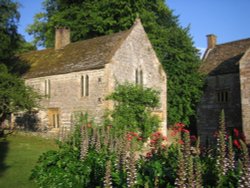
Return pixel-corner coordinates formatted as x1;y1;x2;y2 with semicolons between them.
27;0;204;125
0;0;20;62
0;64;40;129
0;0;36;68
0;1;39;134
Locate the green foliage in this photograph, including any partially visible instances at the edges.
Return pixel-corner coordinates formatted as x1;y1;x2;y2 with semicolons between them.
28;0;204;125
106;83;160;139
31;113;249;188
0;0;35;67
0;0;20;62
0;0;35;82
0;64;40;125
138;143;178;188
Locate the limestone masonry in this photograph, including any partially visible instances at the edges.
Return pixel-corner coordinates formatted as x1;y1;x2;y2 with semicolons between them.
17;19;167;135
198;35;250;143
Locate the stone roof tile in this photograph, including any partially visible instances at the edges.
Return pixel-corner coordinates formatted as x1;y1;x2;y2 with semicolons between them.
200;38;250;75
20;29;132;79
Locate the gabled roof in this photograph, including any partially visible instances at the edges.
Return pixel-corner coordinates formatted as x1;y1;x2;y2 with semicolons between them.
20;29;132;79
199;38;250;75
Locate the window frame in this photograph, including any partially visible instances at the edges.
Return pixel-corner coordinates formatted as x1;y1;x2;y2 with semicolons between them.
81;75;89;97
216;90;229;103
44;79;51;98
135;68;143;85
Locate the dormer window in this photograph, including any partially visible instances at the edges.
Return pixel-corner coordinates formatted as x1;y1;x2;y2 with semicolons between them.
81;75;89;97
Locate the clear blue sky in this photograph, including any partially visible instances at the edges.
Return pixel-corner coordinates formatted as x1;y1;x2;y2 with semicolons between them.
18;0;250;52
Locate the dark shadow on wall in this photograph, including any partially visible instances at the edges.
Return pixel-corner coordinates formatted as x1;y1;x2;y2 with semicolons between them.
0;139;9;177
209;54;242;76
15;112;40;131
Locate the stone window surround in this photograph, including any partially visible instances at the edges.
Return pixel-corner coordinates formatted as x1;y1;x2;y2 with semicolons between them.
81;75;89;97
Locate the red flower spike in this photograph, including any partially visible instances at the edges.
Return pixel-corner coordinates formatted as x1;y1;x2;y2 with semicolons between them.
233;128;239;137
233;139;241;149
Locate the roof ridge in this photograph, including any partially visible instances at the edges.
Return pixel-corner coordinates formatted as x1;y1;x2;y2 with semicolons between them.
216;37;250;47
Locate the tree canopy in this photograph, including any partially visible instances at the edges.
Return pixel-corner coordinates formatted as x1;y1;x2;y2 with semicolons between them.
0;0;39;128
0;0;20;62
0;64;40;126
27;0;204;125
0;0;36;68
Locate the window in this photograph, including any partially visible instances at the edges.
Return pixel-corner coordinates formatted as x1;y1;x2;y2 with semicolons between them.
81;75;89;97
48;108;60;128
135;68;143;85
45;79;51;98
217;90;229;103
52;114;60;128
140;69;143;85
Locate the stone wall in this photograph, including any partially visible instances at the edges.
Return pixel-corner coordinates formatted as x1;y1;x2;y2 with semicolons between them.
105;20;167;135
25;69;106;130
240;49;250;143
23;20;167;135
197;73;242;144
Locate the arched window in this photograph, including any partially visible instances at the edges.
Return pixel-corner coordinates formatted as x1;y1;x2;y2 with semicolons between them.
81;75;89;97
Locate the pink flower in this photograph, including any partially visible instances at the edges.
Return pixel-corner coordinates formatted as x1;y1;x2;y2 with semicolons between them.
171;131;177;137
175;122;185;128
150;140;156;144
146;152;152;158
178;139;184;145
190;135;197;142
162;136;168;141
182;129;189;133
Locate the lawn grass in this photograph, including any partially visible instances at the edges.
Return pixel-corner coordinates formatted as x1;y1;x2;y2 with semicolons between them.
0;132;58;188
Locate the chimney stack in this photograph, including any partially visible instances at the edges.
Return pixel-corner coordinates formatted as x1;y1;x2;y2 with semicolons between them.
206;34;217;49
55;27;70;50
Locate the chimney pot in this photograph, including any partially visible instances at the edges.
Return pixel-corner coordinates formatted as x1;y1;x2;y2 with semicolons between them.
55;27;70;50
206;34;217;49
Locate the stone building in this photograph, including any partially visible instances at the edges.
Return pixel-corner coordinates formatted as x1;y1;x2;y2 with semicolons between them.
18;19;167;134
197;35;250;143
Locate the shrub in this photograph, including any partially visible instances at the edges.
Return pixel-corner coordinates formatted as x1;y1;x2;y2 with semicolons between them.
106;83;160;139
31;110;250;187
